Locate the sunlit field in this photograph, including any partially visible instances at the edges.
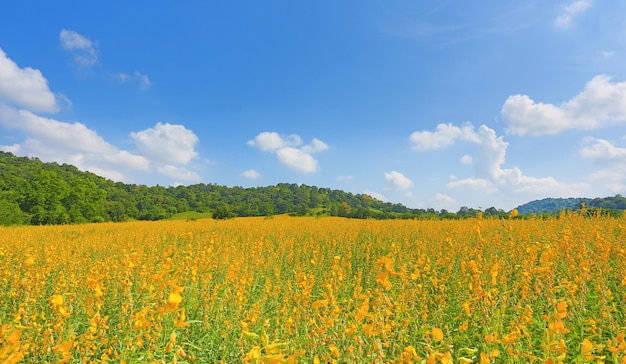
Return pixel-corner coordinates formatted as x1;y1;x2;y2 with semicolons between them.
1;213;625;363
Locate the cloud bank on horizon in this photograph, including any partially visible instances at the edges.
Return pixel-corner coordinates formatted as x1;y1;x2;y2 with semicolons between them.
0;1;625;211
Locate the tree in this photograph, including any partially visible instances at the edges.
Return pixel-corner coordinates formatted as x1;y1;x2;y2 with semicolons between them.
0;196;28;225
337;202;352;217
212;205;235;220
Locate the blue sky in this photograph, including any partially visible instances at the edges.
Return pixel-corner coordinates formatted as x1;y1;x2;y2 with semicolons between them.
1;1;626;211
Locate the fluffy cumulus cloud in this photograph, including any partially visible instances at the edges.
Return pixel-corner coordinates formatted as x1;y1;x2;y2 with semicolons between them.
411;123;589;202
384;171;414;190
410;123;478;150
247;132;302;152
241;169;261;179
247;132;328;173
131;122;199;165
581;137;626;160
501;75;626;136
0;48;59;112
0;104;153;181
581;137;626;192
0;44;200;185
275;148;318;173
554;0;592;29
0;107;201;183
60;29;98;67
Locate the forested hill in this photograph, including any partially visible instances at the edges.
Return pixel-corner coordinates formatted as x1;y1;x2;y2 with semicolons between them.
2;152;623;226
515;198;590;214
0;151;431;225
515;196;626;215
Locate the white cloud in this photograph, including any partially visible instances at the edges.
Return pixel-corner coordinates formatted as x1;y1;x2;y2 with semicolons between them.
60;29;98;67
276;147;319;173
581;137;626;160
428;193;458;211
134;71;152;90
0;48;59;112
501;75;626;135
301;138;329;154
131;122;199;165
0;104;156;181
411;123;589;200
118;71;153;90
241;169;261;179
0;105;205;184
363;189;387;202
384;171;414;190
554;0;591;29
581;138;626;193
157;164;202;183
447;178;494;191
248;132;328;173
0;105;118;155
460;155;473;165
247;132;302;152
0;48;200;185
103;150;151;171
337;175;353;181
409;122;478;150
79;165;127;182
450;125;587;195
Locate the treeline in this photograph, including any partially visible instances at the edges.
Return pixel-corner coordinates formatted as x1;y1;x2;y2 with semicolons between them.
515;196;626;217
0;152;511;225
1;152;621;226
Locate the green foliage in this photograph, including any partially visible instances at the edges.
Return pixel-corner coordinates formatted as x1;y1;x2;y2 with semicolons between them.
0;195;28;225
2;151;439;225
212;205;235;220
515;196;625;217
337;202;352;217
2;151;623;226
516;197;590;215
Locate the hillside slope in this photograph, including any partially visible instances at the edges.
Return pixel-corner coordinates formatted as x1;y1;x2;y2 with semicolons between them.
2;152;623;225
515;196;626;215
0;151;420;225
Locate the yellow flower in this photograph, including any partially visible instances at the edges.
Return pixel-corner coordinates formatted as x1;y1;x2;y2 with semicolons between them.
555;301;567;319
167;292;182;310
50;294;64;306
376;271;392;290
432;327;444;342
23;256;35;267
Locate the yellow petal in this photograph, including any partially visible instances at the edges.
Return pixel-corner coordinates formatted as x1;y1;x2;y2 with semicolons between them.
432;327;444;342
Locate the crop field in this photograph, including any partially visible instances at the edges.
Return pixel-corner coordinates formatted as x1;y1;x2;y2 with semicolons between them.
0;213;625;363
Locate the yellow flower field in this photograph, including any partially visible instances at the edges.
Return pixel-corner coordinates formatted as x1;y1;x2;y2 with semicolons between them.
0;213;625;363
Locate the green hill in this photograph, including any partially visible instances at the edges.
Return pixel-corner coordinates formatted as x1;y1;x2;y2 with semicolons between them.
515;197;590;215
2;151;623;226
0;151;424;225
515;196;626;216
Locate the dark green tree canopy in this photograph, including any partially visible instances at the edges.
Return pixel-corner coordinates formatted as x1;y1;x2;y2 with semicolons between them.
0;151;621;226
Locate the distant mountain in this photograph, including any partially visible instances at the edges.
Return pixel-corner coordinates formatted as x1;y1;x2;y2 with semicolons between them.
516;195;626;215
515;197;590;215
